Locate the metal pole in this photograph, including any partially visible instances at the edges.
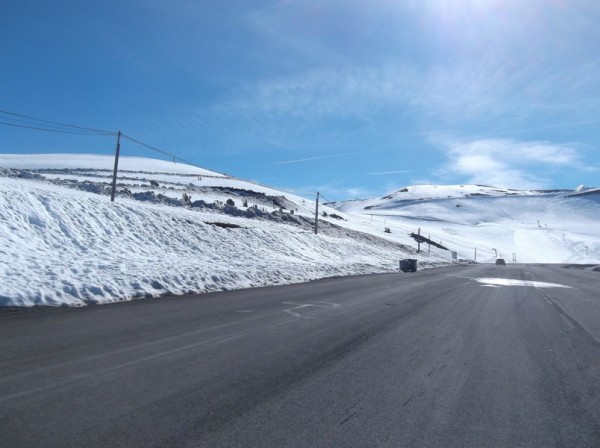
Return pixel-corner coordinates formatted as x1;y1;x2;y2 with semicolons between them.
110;130;121;202
314;191;320;235
474;247;477;262
417;227;421;253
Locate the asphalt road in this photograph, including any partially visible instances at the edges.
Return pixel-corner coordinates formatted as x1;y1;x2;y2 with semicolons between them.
1;264;599;447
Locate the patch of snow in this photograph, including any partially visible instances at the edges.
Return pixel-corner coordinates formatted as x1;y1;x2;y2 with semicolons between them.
474;278;571;288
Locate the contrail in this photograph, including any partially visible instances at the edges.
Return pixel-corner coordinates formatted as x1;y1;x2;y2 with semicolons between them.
275;151;369;165
366;170;412;175
275;154;341;165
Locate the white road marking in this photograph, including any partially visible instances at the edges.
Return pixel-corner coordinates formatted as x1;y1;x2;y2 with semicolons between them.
282;301;341;318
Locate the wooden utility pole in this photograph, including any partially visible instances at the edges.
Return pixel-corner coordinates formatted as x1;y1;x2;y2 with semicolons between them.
110;130;121;202
314;191;320;234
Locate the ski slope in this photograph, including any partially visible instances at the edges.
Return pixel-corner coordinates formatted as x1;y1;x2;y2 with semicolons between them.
336;185;600;264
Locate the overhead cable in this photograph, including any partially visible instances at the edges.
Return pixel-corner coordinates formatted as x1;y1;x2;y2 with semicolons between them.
0;120;113;135
120;133;211;172
0;109;116;135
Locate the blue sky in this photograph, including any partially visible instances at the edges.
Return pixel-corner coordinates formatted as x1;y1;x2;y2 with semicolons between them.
1;0;599;199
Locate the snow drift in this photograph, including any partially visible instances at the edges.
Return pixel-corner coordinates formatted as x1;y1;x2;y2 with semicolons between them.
0;155;446;307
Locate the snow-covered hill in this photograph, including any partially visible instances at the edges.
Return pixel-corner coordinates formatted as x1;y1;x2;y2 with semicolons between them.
0;154;449;307
3;154;597;308
334;184;600;265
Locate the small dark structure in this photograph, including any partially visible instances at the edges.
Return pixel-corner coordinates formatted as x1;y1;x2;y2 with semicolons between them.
400;259;418;272
409;232;448;251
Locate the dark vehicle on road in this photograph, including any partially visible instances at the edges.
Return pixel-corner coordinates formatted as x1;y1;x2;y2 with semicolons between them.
400;259;418;272
495;258;506;265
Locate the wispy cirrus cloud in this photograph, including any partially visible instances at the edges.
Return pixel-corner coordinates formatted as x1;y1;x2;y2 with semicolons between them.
214;58;600;132
215;65;417;120
200;0;600;189
436;138;586;189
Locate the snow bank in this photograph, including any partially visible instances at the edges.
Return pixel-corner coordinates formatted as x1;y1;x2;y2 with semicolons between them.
0;174;437;307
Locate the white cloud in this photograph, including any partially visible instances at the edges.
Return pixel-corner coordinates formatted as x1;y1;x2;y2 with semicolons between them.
437;138;584;189
226;0;600;126
292;183;375;201
215;58;600;132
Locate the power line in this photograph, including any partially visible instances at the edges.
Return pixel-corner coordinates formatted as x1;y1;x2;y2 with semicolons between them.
120;133;208;171
2;108;456;250
0;109;116;135
0;120;113;135
0;109;208;172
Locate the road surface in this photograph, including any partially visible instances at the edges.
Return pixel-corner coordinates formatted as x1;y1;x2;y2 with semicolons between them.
1;263;599;447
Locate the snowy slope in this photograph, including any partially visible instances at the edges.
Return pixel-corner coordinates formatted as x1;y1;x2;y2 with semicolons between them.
0;155;449;307
0;153;226;176
4;154;596;308
336;185;600;265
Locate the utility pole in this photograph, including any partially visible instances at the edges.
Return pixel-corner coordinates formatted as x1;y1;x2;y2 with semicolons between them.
110;130;121;202
492;248;497;258
474;247;477;262
428;234;431;254
417;227;421;253
314;191;320;235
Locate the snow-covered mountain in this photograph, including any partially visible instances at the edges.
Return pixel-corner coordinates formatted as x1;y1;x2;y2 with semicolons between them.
0;154;449;307
334;184;600;265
